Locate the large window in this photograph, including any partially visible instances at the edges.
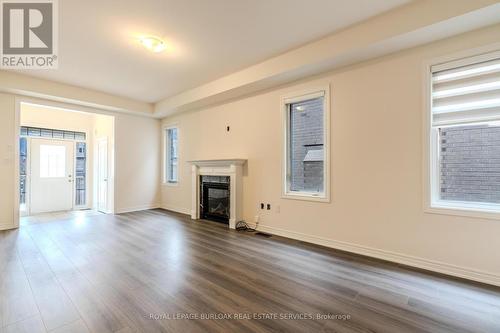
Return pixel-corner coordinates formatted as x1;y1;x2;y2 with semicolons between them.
165;127;178;183
283;88;329;201
429;50;500;215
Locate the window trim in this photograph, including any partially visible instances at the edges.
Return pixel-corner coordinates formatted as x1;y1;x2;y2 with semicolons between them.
281;85;330;203
423;43;500;220
163;124;179;186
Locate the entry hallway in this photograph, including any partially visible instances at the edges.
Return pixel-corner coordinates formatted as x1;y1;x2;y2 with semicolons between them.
1;210;500;333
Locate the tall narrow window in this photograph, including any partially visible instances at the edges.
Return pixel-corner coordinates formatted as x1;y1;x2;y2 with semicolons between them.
75;142;87;206
429;51;500;214
19;137;27;211
283;89;329;201
166;127;178;183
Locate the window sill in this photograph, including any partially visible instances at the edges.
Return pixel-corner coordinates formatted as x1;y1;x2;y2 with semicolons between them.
163;181;179;187
282;191;330;203
426;200;500;221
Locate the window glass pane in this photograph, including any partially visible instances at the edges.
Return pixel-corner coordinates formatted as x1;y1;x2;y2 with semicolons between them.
289;97;324;193
75;132;86;141
75;142;86;206
167;128;178;182
52;130;64;139
439;123;500;204
20;137;27;206
63;131;75;140
40;145;66;178
22;127;87;141
41;128;53;138
28;127;41;137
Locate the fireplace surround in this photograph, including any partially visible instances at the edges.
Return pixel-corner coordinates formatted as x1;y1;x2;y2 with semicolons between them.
189;159;246;229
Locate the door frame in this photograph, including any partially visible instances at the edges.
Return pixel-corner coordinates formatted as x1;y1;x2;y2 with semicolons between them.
13;100;20;227
97;137;109;213
13;97;116;228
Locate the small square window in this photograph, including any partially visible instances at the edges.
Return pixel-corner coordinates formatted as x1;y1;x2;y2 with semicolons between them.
28;127;41;137
41;129;53;138
75;132;86;141
63;131;75;140
52;130;64;139
40;145;66;178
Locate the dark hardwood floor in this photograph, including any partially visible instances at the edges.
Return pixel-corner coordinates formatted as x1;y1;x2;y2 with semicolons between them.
1;209;500;332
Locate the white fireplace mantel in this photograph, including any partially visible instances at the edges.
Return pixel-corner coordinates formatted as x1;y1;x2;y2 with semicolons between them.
188;159;246;229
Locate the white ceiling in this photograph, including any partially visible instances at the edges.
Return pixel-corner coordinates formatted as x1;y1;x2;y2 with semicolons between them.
15;0;410;103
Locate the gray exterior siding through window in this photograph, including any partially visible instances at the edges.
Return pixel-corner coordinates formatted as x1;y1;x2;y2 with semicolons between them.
289;97;324;192
439;124;500;204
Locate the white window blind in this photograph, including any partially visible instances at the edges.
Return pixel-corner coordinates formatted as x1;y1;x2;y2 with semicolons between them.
432;55;500;124
429;51;500;212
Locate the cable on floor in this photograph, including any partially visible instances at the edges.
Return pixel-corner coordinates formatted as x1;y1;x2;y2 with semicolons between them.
235;220;257;232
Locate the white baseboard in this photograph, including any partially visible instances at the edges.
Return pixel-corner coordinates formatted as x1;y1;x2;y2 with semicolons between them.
160;204;191;215
116;203;160;214
0;223;16;231
256;224;500;287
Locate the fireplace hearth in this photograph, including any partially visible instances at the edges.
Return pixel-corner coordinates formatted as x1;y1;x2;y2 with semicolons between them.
200;176;230;223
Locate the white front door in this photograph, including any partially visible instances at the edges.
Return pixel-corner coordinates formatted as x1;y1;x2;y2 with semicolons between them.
97;138;108;213
31;139;74;214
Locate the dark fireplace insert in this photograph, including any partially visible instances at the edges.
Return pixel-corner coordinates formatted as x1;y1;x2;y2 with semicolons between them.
200;175;230;223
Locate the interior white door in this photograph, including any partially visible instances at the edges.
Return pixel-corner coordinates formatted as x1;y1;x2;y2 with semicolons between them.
30;139;74;214
97;138;108;213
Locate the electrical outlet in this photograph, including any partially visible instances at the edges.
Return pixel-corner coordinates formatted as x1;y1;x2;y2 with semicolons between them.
260;203;264;209
267;204;271;210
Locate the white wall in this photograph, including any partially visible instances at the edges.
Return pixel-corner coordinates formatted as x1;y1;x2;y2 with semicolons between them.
114;113;161;213
160;24;500;285
0;93;17;229
20;104;96;132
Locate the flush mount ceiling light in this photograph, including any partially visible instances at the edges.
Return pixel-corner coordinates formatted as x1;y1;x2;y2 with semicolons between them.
139;36;166;53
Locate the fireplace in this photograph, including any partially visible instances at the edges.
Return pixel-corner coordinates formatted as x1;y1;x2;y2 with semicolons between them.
189;159;246;229
200;176;230;223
